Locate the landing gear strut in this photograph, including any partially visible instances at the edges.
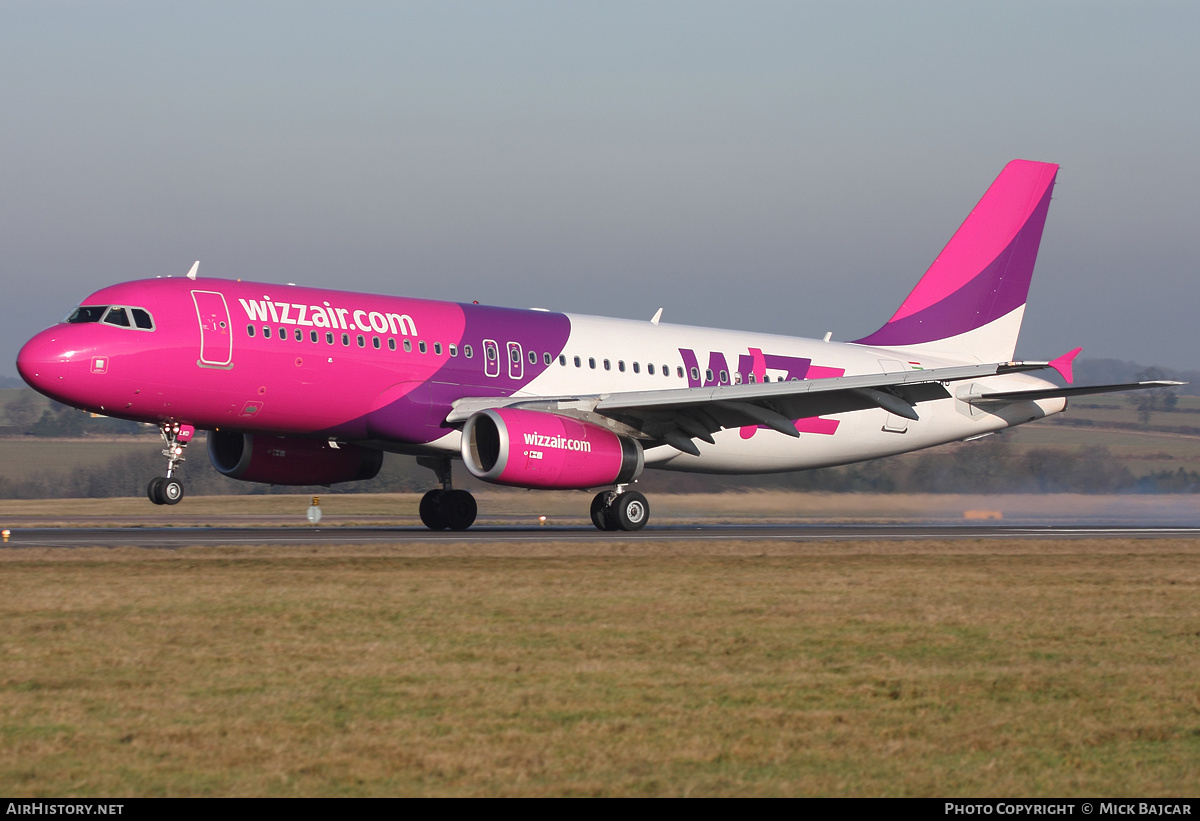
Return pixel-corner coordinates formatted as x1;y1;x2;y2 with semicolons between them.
416;456;477;531
147;422;194;506
590;486;649;532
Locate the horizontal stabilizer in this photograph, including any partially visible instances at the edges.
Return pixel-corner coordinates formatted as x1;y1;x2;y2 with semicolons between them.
972;380;1184;405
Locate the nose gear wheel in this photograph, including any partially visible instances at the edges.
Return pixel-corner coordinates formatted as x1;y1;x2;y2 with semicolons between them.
147;422;192;506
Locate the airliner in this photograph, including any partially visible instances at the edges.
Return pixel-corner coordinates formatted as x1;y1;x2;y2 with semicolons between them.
15;160;1179;530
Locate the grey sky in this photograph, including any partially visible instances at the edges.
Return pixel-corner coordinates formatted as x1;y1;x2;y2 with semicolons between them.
2;1;1197;376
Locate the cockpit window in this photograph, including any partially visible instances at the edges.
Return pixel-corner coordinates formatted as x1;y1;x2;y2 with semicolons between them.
103;307;131;327
65;304;155;330
67;306;107;323
131;308;153;329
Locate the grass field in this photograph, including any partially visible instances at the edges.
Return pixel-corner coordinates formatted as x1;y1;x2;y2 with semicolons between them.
2;537;1198;797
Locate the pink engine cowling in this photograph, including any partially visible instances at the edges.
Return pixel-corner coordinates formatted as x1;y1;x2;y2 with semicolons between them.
208;431;383;485
461;408;643;490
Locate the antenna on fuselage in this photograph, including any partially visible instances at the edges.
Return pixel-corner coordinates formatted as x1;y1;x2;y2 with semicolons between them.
650;308;663;325
186;261;199;281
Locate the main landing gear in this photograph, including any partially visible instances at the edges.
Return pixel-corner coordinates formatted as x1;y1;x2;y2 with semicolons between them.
416;456;477;531
590;487;649;532
147;422;194;506
414;456;648;532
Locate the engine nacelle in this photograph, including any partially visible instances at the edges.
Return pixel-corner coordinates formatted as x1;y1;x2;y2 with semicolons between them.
461;408;643;489
208;431;383;486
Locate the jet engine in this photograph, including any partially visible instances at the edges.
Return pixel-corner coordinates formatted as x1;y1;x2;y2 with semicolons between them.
461;408;643;489
208;431;383;485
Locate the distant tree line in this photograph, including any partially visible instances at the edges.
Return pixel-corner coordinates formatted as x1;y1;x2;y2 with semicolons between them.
1;392;144;436
2;367;1198;499
1;433;1196;500
637;436;1198;495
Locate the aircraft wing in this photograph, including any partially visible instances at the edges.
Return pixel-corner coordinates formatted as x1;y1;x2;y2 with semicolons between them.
445;360;1110;456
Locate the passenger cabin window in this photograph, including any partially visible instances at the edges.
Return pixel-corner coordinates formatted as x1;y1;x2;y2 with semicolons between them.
294;329;302;342
434;342;442;355
633;362;640;374
450;344;458;357
247;325;256;337
648;363;655;375
310;330;318;343
264;327;272;338
388;338;396;351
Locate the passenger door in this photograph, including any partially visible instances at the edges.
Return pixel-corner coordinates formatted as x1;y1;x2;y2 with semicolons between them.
192;290;233;368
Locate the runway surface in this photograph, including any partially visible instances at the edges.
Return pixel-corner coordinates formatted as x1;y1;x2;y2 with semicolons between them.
5;523;1200;549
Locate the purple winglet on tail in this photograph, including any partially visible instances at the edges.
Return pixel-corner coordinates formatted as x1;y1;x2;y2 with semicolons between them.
853;160;1059;351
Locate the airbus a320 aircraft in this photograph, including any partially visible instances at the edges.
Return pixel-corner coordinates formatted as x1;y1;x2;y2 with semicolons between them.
16;160;1179;531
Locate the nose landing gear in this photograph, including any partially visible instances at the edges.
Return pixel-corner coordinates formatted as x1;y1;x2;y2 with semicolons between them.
147;422;194;506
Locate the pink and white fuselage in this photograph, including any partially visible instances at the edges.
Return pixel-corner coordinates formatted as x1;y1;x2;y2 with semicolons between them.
17;279;1062;466
22;160;1153;530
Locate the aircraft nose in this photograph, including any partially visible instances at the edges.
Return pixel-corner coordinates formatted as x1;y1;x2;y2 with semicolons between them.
16;329;77;398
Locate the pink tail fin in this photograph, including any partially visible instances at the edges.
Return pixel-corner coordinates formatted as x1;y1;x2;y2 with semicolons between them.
853;160;1059;362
